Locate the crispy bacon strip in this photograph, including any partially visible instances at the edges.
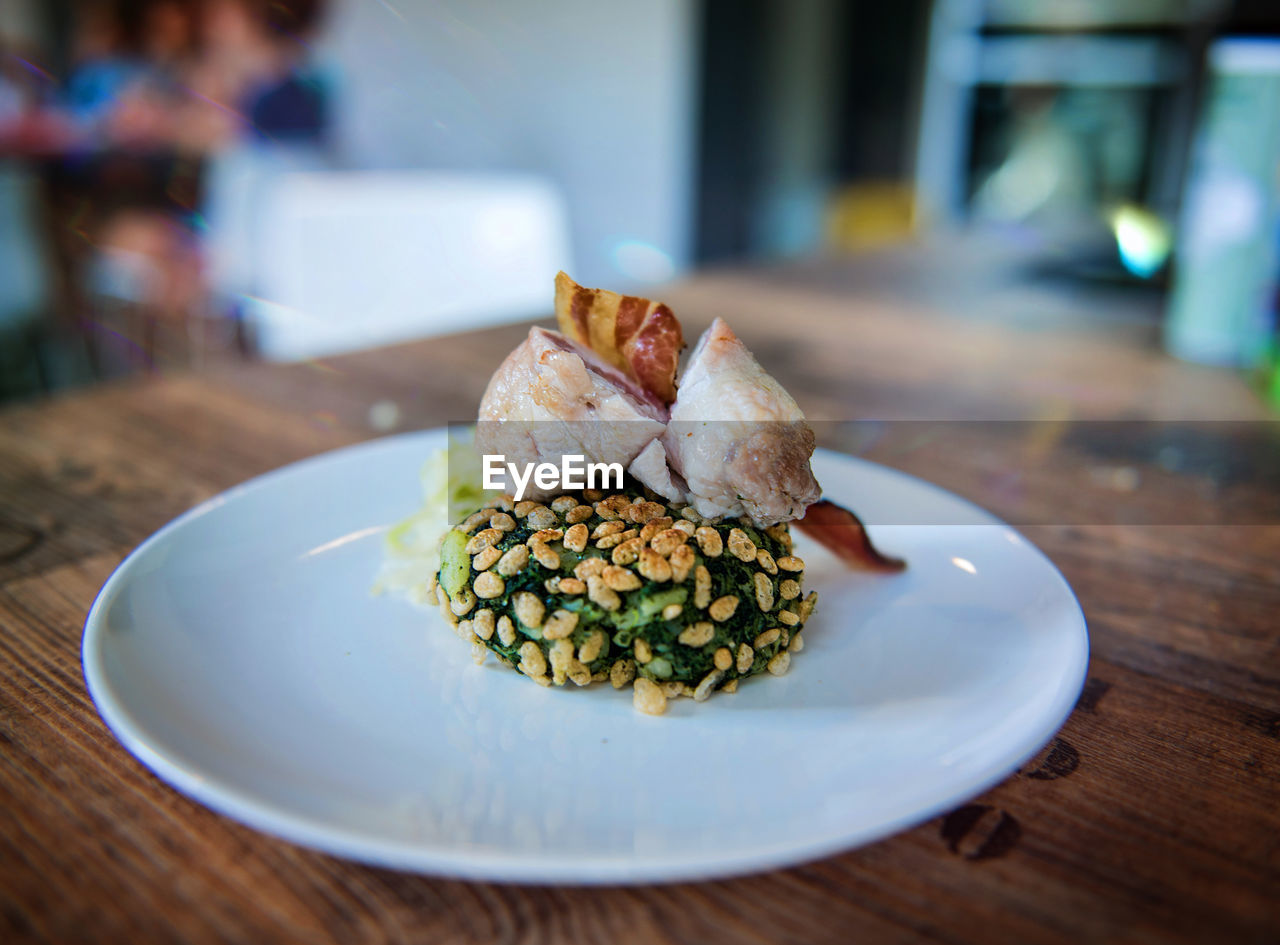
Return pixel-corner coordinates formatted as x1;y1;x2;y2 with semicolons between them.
554;271;683;405
795;500;906;572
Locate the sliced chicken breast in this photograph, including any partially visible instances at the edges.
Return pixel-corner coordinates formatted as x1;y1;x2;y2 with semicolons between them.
477;327;666;499
653;318;822;526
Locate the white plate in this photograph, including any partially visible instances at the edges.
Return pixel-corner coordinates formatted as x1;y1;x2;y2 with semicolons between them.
83;430;1087;884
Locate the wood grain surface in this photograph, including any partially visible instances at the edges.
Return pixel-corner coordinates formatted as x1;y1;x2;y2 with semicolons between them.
2;249;1278;944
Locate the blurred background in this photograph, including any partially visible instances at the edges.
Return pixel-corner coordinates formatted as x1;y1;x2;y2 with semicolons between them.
0;0;1278;405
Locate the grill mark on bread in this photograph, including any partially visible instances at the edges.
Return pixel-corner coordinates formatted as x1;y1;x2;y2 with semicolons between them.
615;295;648;349
570;286;595;339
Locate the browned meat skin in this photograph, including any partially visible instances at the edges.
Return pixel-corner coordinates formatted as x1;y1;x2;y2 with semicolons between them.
795;500;906;572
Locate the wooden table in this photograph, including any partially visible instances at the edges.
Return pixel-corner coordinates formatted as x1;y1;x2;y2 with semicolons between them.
3;247;1278;944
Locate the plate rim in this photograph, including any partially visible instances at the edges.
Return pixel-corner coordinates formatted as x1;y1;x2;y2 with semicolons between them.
82;429;1089;884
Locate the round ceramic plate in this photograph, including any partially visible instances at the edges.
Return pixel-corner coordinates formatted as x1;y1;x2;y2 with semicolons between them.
83;429;1087;884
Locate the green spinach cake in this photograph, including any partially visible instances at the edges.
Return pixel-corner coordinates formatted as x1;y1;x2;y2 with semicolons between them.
431;488;816;715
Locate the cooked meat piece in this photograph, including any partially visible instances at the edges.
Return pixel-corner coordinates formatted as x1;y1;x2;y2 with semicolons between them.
554;272;684;405
627;438;688;504
654;319;822;526
477;327;666;499
476;293;903;572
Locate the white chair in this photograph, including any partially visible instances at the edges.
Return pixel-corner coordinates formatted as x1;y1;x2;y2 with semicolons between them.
202;142;332;316
226;170;573;361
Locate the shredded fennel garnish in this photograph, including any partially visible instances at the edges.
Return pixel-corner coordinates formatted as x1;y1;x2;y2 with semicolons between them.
373;432;494;605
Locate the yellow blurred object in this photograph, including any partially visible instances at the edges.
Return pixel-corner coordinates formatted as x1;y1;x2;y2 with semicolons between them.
826;182;920;251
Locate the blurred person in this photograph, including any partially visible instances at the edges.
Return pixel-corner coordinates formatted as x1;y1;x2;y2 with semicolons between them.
22;0;331;390
103;0;199;145
62;1;188;129
0;29;64;150
50;2;213;377
193;0;333;336
249;0;327;143
88;206;211;375
0;12;39;127
62;2;144;128
140;0;195;65
188;0;328;145
186;0;279;112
